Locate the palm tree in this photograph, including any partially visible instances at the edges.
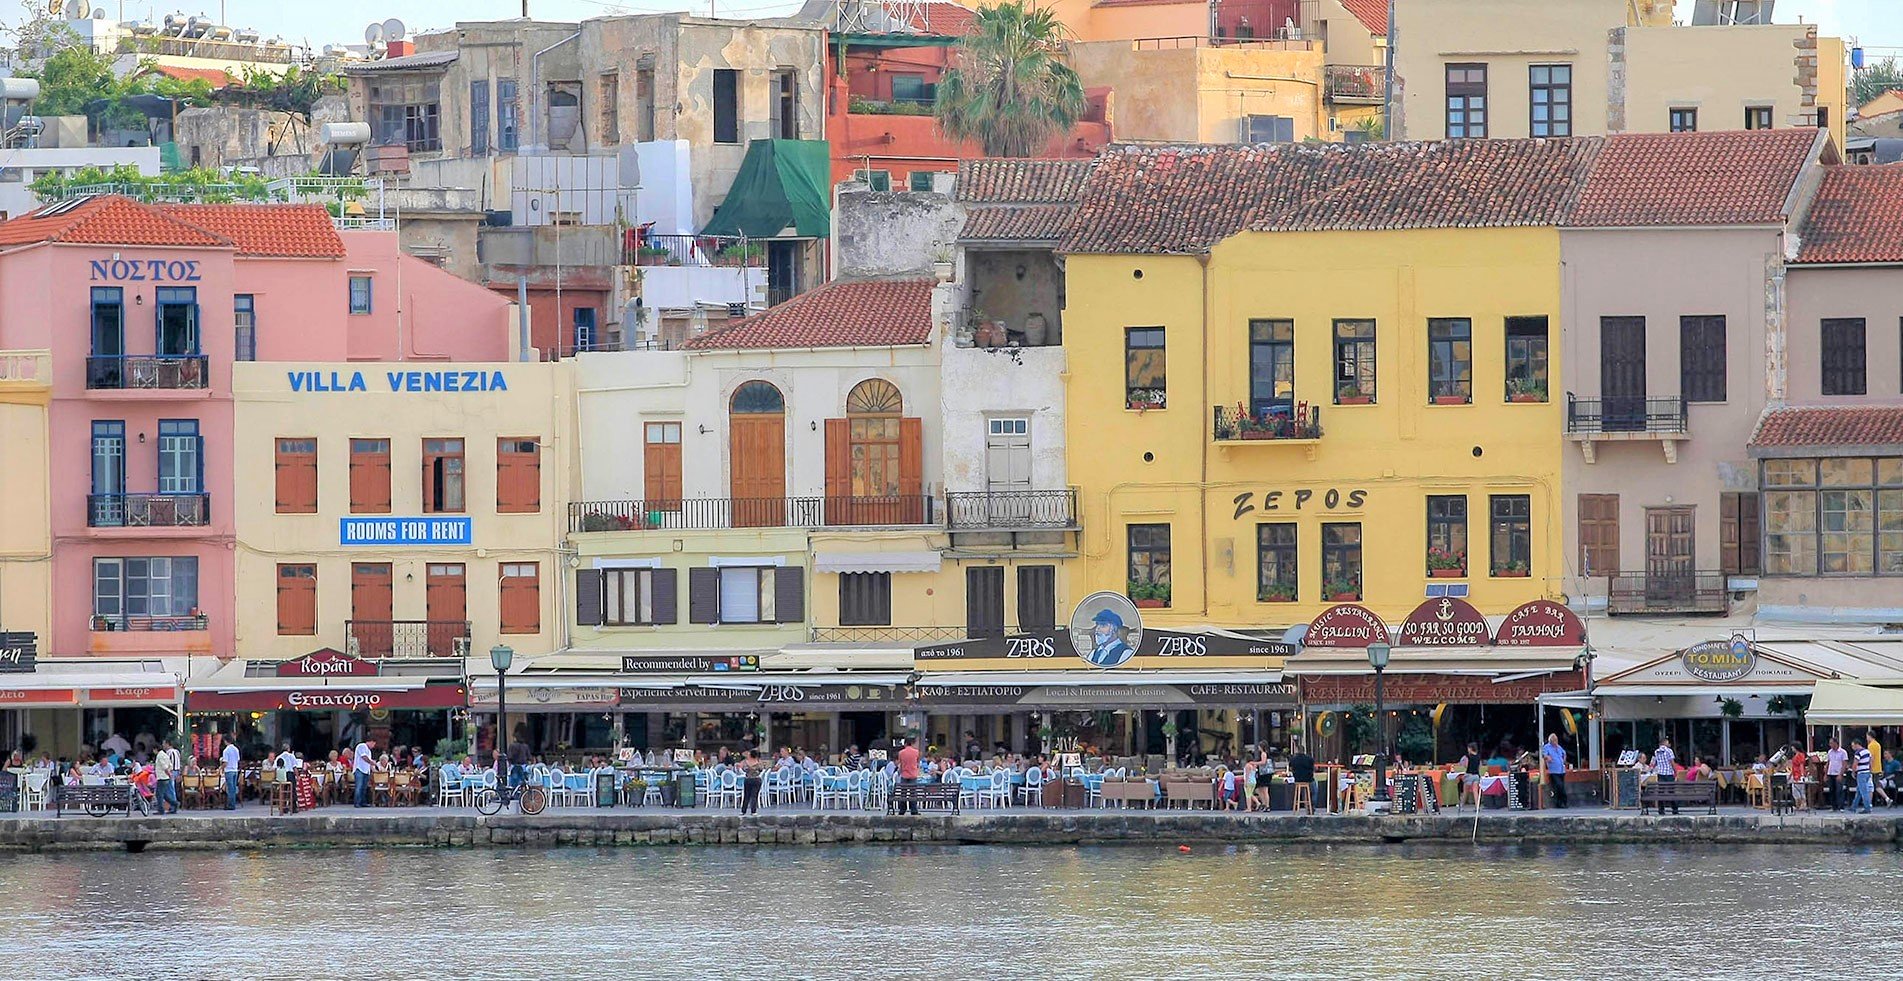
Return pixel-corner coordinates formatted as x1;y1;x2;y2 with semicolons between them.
935;2;1087;158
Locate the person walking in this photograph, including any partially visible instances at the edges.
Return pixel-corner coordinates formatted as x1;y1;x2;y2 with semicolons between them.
1852;738;1875;814
738;750;766;815
1652;736;1678;815
1825;737;1847;812
896;736;923;815
1542;733;1569;809
220;735;241;810
353;737;376;808
153;738;179;815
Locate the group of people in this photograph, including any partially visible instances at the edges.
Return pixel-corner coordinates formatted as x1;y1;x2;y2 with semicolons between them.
1637;731;1892;814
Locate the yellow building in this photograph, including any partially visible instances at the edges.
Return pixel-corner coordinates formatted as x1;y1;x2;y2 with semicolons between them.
0;350;55;751
1061;140;1588;627
1069;39;1334;144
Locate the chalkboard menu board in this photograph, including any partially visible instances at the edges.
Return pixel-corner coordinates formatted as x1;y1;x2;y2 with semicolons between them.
1614;769;1641;809
0;769;17;812
596;771;619;808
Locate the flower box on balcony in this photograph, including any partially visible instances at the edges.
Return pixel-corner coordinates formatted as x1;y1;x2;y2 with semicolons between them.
1240;429;1276;440
1429;568;1465;578
1336;395;1373;405
1432;395;1470;405
1328;592;1360;602
1507;393;1546;403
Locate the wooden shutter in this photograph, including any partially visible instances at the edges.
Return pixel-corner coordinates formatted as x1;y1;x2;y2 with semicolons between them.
651;568;679;625
1577;494;1619;577
1723;492;1762;576
496;438;541;513
1017;565;1057;631
1739;492;1761;575
349;439;391;514
275;438;317;513
499;563;539;634
276;564;316;635
967;566;1005;638
643;428;682;508
688;567;721;624
824;417;850;501
1720;493;1741;576
774;566;805;623
899;416;923;522
574;569;604;626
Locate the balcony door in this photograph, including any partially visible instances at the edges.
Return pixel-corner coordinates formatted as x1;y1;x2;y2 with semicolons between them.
1644;506;1694;607
1249;319;1295;419
729;381;786;528
425;563;466;656
90;421;125;527
985;417;1032;524
1600;317;1646;432
350;562;394;656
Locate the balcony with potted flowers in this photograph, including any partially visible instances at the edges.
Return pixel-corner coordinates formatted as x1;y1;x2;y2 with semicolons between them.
1211;401;1324;458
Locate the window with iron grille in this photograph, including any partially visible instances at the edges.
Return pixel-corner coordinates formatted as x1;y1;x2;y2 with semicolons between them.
1821;318;1866;396
1680;315;1727;403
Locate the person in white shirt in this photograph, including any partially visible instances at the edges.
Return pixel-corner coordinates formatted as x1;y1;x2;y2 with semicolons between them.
353;738;376;807
152;738;179;814
220;736;241;810
1825;737;1849;812
274;742;299;775
101;732;131;758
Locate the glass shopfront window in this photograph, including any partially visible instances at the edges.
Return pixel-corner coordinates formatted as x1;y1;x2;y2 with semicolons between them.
1762;457;1903;575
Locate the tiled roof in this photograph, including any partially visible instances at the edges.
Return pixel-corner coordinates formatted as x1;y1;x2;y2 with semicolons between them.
0;196;231;249
682;278;935;350
912;2;976;35
1567;129;1820;228
1062;139;1599;255
956;158;1093;204
1752;406;1903;449
961;203;1076;242
149;64;235;86
1792;165;1903;264
340;50;458;74
159;204;347;258
1337;0;1388;35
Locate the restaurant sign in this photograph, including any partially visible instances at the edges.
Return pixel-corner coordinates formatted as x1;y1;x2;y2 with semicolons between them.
0;631;37;673
85;687;178;703
1304;605;1390;648
1681;635;1756;683
1300;670;1586;705
0;687;76;705
916;628;1294;666
1397;597;1490;647
614;684;904;708
914;681;1298;709
1494;599;1587;647
620;654;759;674
277;648;379;678
186;684;468;713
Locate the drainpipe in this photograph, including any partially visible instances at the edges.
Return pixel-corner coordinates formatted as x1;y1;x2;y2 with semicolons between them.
1382;0;1397;139
518;276;532;362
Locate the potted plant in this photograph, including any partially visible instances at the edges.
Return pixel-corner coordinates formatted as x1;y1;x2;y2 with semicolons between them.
1493;559;1530;578
1128;388;1165;411
1129;580;1171;608
1432;390;1470;405
624;776;647;806
1237;403;1275;440
635;245;674;266
1260;582;1297;603
713;242;763;267
1507;378;1548;403
1336;381;1372;405
1426;546;1466;578
1324;576;1360;602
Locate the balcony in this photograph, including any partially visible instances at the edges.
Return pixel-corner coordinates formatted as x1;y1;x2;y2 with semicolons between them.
627;234;765;268
90;613;209;632
86;355;209;392
1325;65;1385;105
569;496;939;533
1564;394;1689;464
1606;571;1729;615
346;619;471;659
946;490;1077;531
1212;404;1324;457
810;625;987;644
88;493;210;529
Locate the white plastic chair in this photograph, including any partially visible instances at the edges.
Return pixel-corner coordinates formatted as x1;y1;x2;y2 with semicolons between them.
980;770;1011;809
1019;767;1044;806
22;771;49;811
436;766;466;807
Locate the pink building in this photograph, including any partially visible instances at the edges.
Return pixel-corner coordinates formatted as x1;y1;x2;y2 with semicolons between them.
0;195;512;667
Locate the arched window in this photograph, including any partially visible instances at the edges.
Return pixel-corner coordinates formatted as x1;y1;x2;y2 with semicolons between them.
731;380;785;413
845;378;902;415
846;379;903;499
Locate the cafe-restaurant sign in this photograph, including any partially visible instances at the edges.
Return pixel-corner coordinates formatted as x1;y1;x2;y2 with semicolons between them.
1397;597;1491;647
1304;605;1389;648
915;627;1294;671
187;684;468;713
1494;599;1587;647
277;648;379;678
914;681;1298;709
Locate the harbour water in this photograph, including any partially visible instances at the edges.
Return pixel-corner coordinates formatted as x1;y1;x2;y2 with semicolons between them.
0;843;1894;979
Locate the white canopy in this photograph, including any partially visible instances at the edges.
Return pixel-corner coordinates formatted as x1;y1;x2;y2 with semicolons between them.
1805;680;1903;726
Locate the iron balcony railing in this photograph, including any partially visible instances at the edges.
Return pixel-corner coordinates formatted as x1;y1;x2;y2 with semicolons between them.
946;489;1078;530
90;613;208;632
569;496;937;533
1212;404;1323;441
86;355;210;390
346;619;472;659
809;625;996;644
88;492;210;528
626;233;765;268
1606;571;1729;615
1325;65;1385;104
1565;394;1690;435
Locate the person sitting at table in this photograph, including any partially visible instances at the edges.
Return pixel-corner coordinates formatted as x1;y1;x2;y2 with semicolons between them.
1751;754;1768;773
842;744;864;770
64;761;84;786
1685;756;1715;782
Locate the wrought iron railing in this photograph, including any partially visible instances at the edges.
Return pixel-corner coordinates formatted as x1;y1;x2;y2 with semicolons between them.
1325;65;1384;104
946;489;1077;530
86;355;209;390
569;496;937;533
1212;404;1323;441
88;492;210;528
1606;571;1729;615
346;619;472;658
809;625;995;643
89;613;208;632
1565;394;1690;435
625;233;765;268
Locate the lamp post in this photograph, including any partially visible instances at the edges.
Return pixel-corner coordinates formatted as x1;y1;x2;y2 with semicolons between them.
1368;641;1392;811
490;644;514;786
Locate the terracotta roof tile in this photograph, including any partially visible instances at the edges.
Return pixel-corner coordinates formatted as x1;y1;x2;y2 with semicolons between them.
682;278;935;350
1793;164;1903;264
1567;129;1820;227
1062;139;1599;255
0;195;231;249
159;203;347;258
149;64;234;86
913;2;976;35
1751;406;1903;449
1337;0;1388;34
956;158;1093;204
960;203;1075;242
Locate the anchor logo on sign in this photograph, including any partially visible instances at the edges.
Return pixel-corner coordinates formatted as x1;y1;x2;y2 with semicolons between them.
1435;598;1454;621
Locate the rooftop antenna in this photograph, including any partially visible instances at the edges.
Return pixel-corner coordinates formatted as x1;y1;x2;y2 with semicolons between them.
363;21;383;52
382;17;406;42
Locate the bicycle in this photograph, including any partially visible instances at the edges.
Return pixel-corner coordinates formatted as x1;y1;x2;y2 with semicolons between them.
472;780;548;816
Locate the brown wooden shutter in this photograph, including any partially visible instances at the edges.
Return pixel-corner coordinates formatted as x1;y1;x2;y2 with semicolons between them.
1720;493;1741;577
688;567;721;624
1577;494;1619;577
1017;564;1056;631
899;416;923;522
824;418;849;524
349;439;391;514
651;567;679;624
497;438;541;513
1738;492;1761;576
277;564;316;635
644;435;682;508
499;563;540;634
574;569;603;626
774;565;805;623
275;438;317;514
967;566;1006;638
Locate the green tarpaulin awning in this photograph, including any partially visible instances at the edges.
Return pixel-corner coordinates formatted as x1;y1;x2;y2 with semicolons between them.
701;139;831;239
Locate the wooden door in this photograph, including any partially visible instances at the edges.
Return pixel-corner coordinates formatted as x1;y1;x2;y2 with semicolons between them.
1600;317;1647;432
350;562;394;656
1577;494;1620;578
425;563;466;656
644;422;682;511
1644;507;1694;606
730;414;785;527
985;418;1032;524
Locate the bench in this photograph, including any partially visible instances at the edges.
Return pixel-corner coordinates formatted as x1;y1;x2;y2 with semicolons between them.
887;782;961;815
1638;779;1718;816
56;784;144;818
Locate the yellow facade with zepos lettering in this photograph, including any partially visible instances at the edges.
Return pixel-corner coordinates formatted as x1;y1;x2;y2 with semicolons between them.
1064;226;1569;628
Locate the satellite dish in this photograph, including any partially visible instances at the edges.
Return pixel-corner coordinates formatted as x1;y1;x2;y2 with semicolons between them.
91;6;106;17
382;17;406;42
363;22;383;44
61;0;83;20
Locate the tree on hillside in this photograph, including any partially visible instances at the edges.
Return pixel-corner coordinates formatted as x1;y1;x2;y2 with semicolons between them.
935;1;1086;158
1855;57;1903;108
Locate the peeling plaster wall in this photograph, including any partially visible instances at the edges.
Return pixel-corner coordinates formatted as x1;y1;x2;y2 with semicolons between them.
834;188;961;278
939;338;1068;497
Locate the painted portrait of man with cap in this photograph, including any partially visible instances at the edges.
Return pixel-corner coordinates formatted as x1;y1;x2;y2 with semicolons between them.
1086;608;1136;667
1068;591;1145;669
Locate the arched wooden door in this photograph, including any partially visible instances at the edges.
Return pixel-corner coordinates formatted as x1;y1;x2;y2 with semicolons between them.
729;381;786;527
826;379;920;525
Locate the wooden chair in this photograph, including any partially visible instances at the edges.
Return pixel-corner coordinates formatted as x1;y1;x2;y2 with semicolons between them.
1745;772;1768;809
372;771;393;806
392;771;416;806
1292;781;1314;815
256;769;277;807
270;775;297;815
180;772;203;810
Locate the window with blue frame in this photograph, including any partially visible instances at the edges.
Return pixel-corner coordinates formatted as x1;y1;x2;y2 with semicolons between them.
157;420;201;494
91;287;124;357
573;307;597;352
155;287;198;356
349;276;373;315
234;294;256;362
90;420;125;526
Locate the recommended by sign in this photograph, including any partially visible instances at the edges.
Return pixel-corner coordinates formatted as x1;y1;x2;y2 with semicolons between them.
340;517;473;546
620;654;759;674
0;631;36;673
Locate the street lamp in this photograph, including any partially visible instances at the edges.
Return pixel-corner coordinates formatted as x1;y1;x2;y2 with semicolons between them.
490;644;514;785
1368;641;1392;810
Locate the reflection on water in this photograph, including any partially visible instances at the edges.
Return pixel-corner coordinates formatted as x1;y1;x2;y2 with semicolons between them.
0;843;1893;979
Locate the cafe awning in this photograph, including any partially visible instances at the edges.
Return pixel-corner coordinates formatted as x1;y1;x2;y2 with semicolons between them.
0;670;181;707
1802;680;1903;726
918;671;1281;686
813;551;942;574
1282;646;1583;675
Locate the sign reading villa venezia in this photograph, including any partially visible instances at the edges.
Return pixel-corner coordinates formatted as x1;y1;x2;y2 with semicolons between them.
286;370;510;393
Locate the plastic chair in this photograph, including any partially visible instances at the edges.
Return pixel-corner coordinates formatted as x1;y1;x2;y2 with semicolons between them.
1020;767;1044;806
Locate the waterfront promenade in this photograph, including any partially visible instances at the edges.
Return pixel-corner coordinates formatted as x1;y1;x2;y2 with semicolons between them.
2;802;1899;852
